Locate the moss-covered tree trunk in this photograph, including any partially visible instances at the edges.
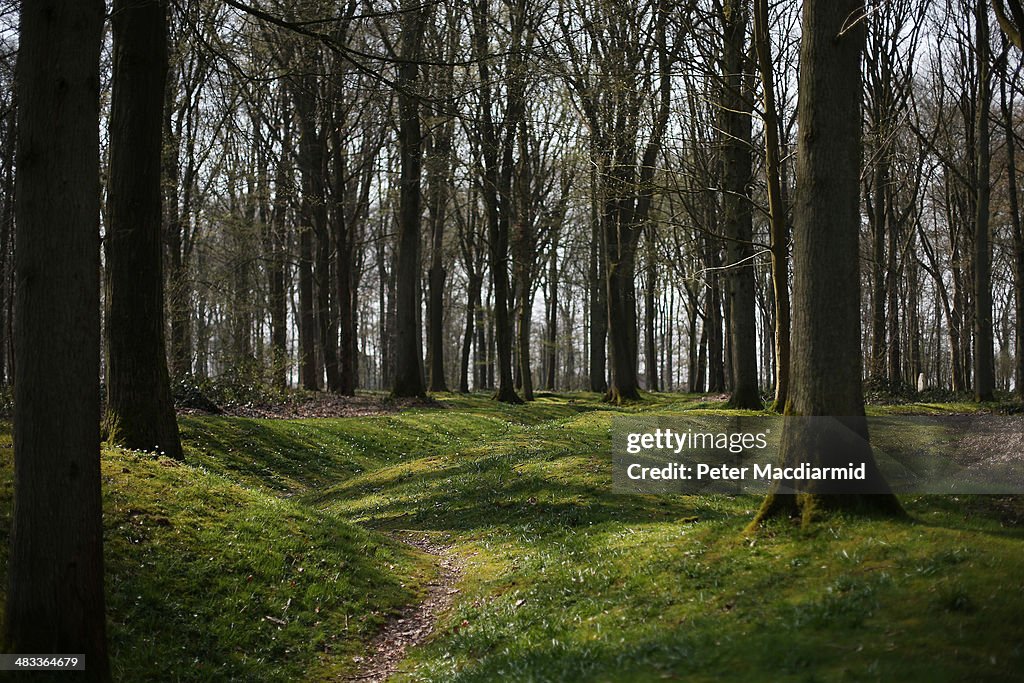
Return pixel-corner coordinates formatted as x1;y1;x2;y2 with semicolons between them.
105;0;183;460
753;0;902;525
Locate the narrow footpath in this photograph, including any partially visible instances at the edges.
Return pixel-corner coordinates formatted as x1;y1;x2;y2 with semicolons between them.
345;534;462;682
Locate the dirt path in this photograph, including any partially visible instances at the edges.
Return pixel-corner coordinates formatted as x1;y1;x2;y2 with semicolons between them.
345;534;462;682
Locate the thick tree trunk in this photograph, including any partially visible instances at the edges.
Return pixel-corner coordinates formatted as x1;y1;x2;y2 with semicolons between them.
721;0;761;409
517;280;535;401
604;200;642;403
105;0;182;460
294;86;321;391
5;0;111;674
908;250;923;386
488;202;521;402
391;3;428;398
753;0;902;525
974;2;996;402
296;100;338;392
1002;64;1024;399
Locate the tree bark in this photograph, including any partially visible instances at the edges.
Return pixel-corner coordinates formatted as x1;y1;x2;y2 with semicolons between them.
0;90;13;385
5;0;111;675
588;170;608;392
461;272;481;392
269;89;291;389
974;0;996;402
1001;59;1024;399
643;223;659;392
753;0;902;525
294;82;321;391
391;1;428;398
426;121;452;393
545;234;559;390
721;0;761;409
105;0;183;460
753;0;790;411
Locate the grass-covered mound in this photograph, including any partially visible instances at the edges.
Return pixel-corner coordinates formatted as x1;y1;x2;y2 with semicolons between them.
0;423;431;682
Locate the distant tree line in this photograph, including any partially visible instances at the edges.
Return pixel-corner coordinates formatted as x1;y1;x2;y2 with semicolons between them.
2;0;1023;409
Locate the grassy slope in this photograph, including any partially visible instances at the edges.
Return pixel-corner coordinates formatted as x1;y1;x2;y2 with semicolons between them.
2;393;1023;681
0;423;431;682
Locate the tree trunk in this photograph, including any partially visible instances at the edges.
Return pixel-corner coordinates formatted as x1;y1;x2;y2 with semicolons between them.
331;129;359;396
588;178;608;393
426;154;449;393
643;224;659;392
477;282;490;390
105;0;182;460
0;92;14;385
604;202;642;402
460;272;481;392
315;202;340;391
1002;61;1024;399
545;239;559;390
294;85;321;391
5;0;111;674
296;98;339;392
754;0;790;410
269;90;291;389
753;0;902;525
721;0;761;409
391;2;428;398
163;82;191;380
974;1;996;402
377;224;392;389
706;267;725;392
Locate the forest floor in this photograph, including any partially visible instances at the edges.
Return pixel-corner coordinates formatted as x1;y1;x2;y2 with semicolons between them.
0;392;1023;681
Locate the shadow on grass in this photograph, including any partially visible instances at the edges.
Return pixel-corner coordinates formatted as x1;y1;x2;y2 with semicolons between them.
903;495;1024;541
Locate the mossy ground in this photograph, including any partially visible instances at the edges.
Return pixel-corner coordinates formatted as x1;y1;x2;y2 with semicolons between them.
1;393;1023;681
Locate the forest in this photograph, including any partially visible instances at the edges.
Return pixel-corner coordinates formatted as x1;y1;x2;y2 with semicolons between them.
1;0;1023;680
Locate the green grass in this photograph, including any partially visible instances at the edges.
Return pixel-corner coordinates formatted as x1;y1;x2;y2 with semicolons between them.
0;425;432;681
2;392;1023;681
